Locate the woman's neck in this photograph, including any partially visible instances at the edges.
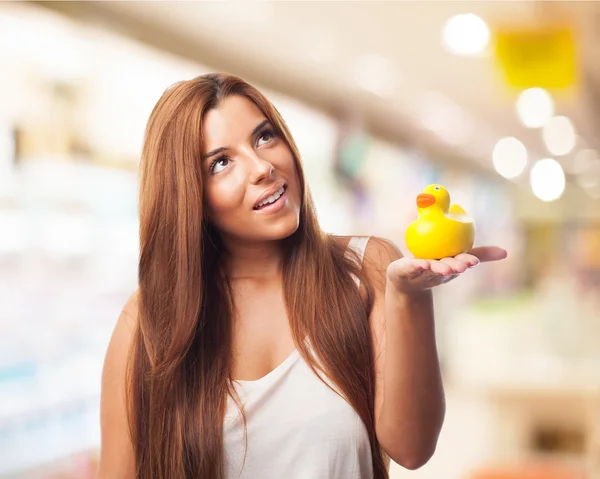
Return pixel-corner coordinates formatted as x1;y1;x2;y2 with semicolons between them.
222;237;285;280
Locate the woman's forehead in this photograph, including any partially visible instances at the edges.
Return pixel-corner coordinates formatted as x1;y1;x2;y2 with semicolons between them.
202;96;266;145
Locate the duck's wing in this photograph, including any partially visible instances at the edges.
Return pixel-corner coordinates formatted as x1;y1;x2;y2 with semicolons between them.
449;204;467;215
448;204;472;222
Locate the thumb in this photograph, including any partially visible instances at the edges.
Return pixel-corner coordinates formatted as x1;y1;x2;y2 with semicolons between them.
468;246;507;263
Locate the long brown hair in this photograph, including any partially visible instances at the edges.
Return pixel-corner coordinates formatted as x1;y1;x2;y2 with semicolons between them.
130;72;388;478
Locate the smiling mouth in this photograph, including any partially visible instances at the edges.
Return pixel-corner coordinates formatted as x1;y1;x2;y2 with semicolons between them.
253;185;286;210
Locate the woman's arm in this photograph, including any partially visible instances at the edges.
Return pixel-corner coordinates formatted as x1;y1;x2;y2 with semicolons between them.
96;293;138;479
364;237;442;470
378;284;444;470
364;237;506;470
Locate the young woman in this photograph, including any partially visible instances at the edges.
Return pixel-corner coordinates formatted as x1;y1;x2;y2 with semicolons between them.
97;73;506;479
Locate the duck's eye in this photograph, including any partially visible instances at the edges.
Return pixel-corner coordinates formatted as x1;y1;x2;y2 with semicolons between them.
434;186;440;191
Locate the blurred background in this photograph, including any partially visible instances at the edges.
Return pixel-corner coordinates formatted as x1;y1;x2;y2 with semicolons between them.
1;1;599;478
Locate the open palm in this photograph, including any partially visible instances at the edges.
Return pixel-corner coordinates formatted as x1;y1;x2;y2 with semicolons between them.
387;246;508;292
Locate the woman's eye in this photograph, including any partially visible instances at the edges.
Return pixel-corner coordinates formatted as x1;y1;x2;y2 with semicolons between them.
257;129;276;146
210;156;230;174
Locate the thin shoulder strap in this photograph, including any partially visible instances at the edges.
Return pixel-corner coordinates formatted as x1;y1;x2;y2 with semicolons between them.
345;236;371;286
346;236;370;264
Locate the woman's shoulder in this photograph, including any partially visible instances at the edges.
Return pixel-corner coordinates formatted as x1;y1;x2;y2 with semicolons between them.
331;235;402;294
331;235;402;265
121;289;139;324
330;234;353;250
108;290;139;354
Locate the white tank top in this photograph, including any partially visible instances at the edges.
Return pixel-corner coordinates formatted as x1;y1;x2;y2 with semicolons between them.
223;237;373;479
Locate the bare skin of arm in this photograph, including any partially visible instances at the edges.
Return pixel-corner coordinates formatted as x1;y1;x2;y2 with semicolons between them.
364;237;444;470
96;293;138;479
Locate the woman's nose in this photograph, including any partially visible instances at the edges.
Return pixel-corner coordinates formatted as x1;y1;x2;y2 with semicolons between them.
247;152;274;184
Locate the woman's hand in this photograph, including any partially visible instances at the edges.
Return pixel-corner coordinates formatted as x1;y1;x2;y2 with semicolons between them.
386;246;507;293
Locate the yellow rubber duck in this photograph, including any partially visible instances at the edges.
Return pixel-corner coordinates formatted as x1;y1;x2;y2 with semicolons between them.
405;184;475;260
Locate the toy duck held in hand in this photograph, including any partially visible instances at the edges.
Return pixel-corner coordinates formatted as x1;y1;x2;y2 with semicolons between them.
405;184;475;260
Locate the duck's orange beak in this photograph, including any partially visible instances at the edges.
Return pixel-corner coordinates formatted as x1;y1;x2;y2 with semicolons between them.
416;193;436;208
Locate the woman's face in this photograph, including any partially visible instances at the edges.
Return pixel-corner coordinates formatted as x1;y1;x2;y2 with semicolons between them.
201;95;302;243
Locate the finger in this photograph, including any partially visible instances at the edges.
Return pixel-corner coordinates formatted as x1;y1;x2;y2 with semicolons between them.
468;246;507;263
428;260;453;276
440;257;469;274
401;258;430;275
413;259;431;271
454;253;480;267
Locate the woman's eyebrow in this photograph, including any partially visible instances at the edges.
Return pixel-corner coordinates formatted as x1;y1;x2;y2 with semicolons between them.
202;120;271;161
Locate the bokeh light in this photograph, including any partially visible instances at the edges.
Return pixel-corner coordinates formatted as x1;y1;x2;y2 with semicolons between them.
516;88;554;128
543;116;577;156
442;13;490;56
530;158;566;202
492;136;528;179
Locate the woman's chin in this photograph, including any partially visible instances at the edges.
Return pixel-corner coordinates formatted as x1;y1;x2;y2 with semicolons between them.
261;216;300;241
217;209;301;244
